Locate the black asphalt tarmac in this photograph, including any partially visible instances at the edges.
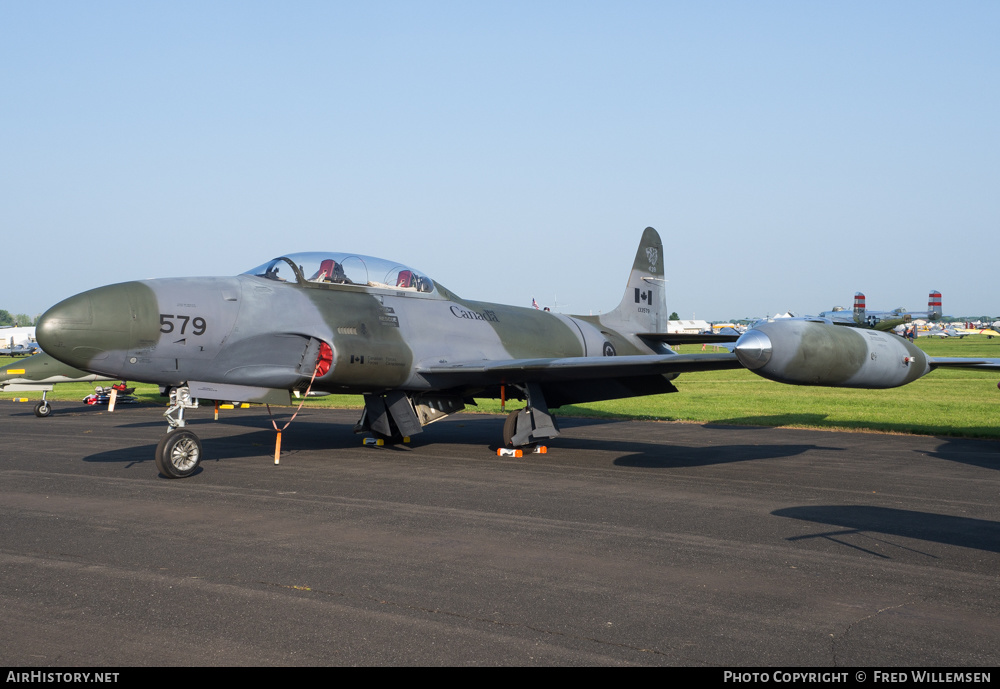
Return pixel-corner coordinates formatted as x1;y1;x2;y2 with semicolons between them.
1;402;998;666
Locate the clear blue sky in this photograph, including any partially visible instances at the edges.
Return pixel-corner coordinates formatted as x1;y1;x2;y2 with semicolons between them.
3;1;997;321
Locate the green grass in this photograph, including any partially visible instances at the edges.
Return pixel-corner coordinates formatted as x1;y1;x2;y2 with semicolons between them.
5;335;1000;438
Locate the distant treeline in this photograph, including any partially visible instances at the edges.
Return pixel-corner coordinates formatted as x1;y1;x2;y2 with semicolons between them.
0;310;36;327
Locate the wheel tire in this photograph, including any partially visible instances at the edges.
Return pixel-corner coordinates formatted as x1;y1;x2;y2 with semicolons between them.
502;409;520;447
155;430;203;479
34;402;52;418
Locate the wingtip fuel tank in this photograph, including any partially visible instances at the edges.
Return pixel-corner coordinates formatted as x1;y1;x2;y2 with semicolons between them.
735;319;931;388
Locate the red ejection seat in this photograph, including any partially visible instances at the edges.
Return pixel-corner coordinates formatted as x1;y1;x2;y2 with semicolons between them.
317;259;335;281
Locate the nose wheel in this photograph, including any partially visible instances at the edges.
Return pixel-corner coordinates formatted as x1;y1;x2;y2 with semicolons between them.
155;385;203;478
33;391;53;417
155;429;203;478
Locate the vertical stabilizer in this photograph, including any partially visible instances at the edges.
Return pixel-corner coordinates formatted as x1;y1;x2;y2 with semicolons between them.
853;292;866;326
928;290;942;320
603;227;666;333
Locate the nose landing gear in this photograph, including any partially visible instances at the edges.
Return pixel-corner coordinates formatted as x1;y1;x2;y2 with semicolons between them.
155;386;203;478
34;400;52;418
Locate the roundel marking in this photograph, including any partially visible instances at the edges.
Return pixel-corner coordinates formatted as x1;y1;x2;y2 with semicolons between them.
603;341;616;357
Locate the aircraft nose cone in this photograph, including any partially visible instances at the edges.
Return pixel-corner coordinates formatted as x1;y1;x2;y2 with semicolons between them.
36;284;134;372
734;329;772;370
36;293;94;348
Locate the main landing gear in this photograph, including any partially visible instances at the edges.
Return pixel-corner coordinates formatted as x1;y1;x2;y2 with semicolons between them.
154;386;203;479
501;383;560;449
355;391;424;446
502;409;519;446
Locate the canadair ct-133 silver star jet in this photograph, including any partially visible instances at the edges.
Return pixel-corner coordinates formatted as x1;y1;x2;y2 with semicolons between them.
34;228;1000;478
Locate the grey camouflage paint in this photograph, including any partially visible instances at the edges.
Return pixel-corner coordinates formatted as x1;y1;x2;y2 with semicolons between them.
37;228;713;411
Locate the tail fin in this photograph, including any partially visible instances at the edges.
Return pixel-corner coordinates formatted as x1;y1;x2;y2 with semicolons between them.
928;290;942;320
602;227;666;333
853;292;866;325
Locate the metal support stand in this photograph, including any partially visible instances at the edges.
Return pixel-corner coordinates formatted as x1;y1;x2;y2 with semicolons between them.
164;386;199;430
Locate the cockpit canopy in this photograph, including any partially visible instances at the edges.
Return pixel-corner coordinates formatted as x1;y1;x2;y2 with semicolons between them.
243;252;436;295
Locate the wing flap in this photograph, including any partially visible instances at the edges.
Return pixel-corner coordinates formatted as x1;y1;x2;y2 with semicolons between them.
416;352;742;384
637;332;741;345
928;357;1000;370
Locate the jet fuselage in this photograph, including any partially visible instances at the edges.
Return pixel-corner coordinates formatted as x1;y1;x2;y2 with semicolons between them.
36;267;658;401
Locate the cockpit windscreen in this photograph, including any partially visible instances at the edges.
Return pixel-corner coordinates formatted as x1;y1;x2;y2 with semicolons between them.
243;252;435;294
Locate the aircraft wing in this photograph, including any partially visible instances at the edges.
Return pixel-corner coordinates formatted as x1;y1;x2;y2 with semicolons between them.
927;357;1000;371
416;352;742;385
1;352;110;388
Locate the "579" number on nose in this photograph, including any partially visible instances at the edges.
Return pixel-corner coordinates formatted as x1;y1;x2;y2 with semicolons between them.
160;314;207;336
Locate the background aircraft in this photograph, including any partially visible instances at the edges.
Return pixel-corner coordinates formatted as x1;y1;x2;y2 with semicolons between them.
947;325;1000;338
918;325;964;338
819;291;943;331
35;228;1000;479
0;343;40;356
0;326;40;356
1;352;111;416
